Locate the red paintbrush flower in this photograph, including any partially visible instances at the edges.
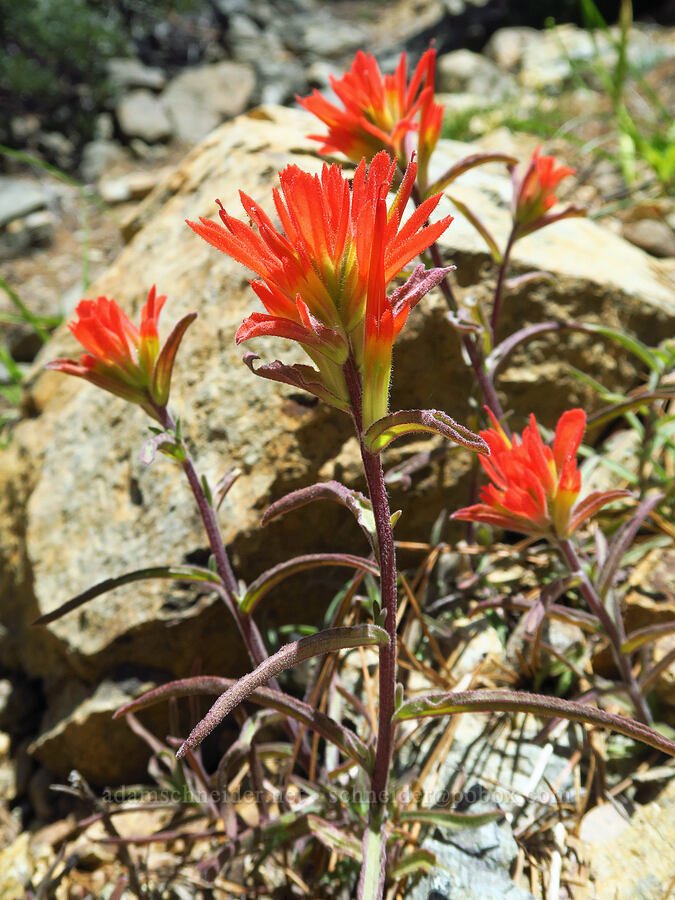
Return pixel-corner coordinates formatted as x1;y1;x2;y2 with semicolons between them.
511;147;584;238
452;409;629;538
47;287;195;421
298;49;442;170
187;152;452;427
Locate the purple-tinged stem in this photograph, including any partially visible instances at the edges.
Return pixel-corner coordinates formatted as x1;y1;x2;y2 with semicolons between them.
489;228;516;343
344;360;397;806
557;538;652;725
154;405;311;765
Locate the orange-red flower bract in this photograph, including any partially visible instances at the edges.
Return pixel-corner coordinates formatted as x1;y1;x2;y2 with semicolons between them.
47;287;195;421
452;409;628;539
511;147;577;237
187;152;452;428
298;48;443;169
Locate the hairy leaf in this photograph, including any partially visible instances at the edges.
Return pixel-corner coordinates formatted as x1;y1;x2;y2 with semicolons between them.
364;409;488;455
113;676;373;772
240;553;380;615
176;625;388;758
393;690;675;755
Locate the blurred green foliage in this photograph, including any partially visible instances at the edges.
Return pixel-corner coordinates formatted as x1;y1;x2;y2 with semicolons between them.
0;0;200;158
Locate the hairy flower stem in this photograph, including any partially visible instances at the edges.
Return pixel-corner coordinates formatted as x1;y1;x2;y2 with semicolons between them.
557;538;652;725
344;360;397;820
155;405;311;765
489;229;516;342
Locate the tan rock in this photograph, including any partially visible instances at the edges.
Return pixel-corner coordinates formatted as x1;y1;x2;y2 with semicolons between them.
585;779;675;900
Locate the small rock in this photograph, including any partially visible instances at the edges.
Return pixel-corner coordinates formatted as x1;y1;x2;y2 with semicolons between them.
298;16;368;59
0;178;48;228
107;57;166;92
0;833;33;899
10;115;41;143
411;818;535;900
80;140;128;183
585;780;675;900
579;803;631;845
0;211;55;262
622;218;675;258
116;90;173;144
97;170;165;206
436;49;518;101
37;132;75;170
161;61;256;142
483;26;540;72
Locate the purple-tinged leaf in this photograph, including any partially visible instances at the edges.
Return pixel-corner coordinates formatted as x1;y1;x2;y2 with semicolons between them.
446;194;502;263
364;409;489;455
240;553;380;615
197;810;314;871
176;625;388;759
515;204;587;240
397;808;503;829
152;312;197;407
393;690;675;755
446;310;483;335
261;480;398;557
307;815;362;860
469;595;600;632
622;621;675;655
33;565;221;626
487;321;570;378
568;489;632;535
139;431;176;465
385;444;448;490
389;264;455;318
426;152;519;195
113;675;373;772
640;648;675;692
504;271;554;291
358;820;386;900
596;493;664;598
525;575;580;635
243;352;350;411
215;467;241;511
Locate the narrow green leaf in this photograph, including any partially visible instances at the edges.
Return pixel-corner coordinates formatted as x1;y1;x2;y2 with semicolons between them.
398;808;503;830
622;621;675;654
578;322;661;372
389;848;437;881
33;565;222;626
446;194;502;263
307;815;362;860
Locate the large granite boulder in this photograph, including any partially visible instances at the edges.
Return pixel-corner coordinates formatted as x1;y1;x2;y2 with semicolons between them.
2;105;674;781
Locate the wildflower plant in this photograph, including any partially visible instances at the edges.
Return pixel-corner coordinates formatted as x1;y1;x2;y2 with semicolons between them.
41;44;675;900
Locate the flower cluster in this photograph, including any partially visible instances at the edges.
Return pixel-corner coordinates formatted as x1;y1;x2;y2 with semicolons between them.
453;409;628;538
47;287;195;421
298;49;443;183
187;152;452;431
511;147;582;238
